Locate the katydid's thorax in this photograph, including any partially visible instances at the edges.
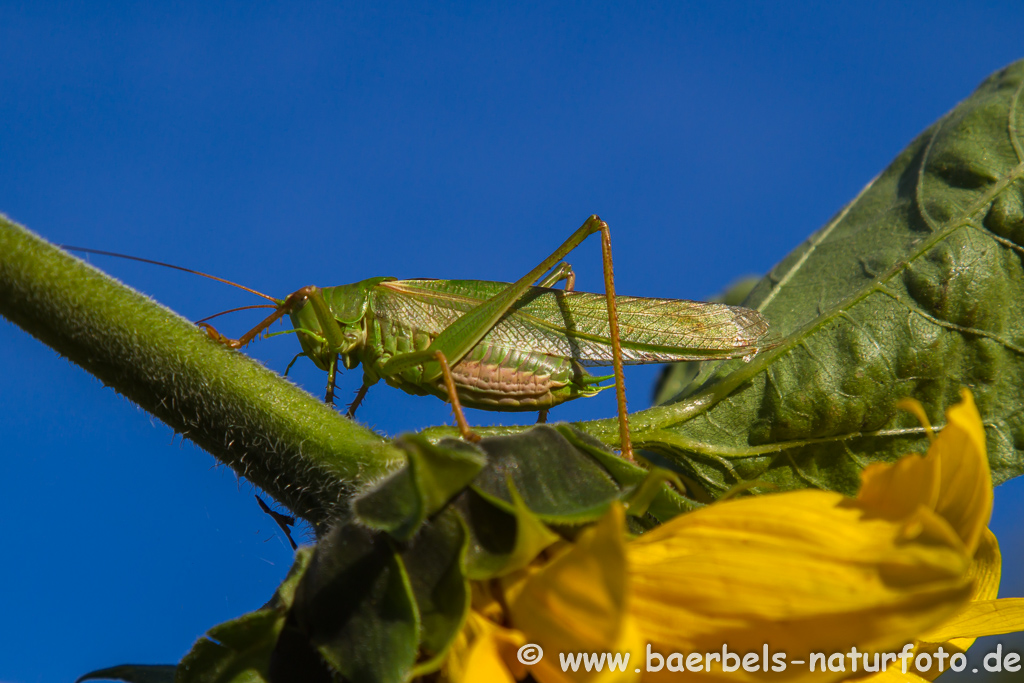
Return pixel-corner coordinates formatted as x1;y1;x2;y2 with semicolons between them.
287;278;392;373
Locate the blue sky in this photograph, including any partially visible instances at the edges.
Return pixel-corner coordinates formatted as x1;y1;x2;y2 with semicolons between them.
2;2;1023;681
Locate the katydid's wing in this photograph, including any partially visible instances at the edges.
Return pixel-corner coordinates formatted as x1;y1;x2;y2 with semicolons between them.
373;280;769;365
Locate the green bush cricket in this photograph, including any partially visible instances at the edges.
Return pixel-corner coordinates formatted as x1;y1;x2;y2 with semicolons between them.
69;215;770;462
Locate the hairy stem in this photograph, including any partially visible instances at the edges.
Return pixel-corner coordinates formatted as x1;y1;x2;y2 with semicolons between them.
0;215;402;527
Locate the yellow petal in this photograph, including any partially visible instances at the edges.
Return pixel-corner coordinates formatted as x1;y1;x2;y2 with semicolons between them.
857;448;940;522
919;527;1002;652
509;503;640;682
445;611;525;683
969;528;1003;602
628;490;973;682
895;397;935;441
917;598;1024;642
859;390;991;554
529;617;644;683
854;667;932;682
930;389;991;553
460;632;519;683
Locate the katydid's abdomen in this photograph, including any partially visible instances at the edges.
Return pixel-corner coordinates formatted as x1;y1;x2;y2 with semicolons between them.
362;310;590;410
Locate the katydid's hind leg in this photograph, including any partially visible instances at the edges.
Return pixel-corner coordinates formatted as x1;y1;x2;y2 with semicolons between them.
537;409;549;424
537;264;574;408
596;222;633;462
433;351;480;443
346;382;371;418
536;261;576;291
382;216;604;385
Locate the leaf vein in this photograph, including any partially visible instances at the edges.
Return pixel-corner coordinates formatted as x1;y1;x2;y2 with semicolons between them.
877;286;1024;356
756;183;868;312
1008;69;1024;164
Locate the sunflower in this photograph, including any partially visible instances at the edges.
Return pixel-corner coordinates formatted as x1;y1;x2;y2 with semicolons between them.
443;390;1024;682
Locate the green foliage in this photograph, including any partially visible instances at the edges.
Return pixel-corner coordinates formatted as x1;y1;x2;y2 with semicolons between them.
210;427;689;682
77;666;177;683
607;60;1024;499
354;435;486;541
176;548;312;683
289;525;419;683
77;551;312;683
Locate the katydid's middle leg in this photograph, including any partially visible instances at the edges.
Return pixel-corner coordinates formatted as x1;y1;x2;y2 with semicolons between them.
536;261;576;290
346;383;370;418
433;351;481;442
324;354;339;405
255;495;298;550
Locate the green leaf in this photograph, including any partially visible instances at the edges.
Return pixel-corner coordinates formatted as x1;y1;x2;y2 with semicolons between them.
555;425;698;523
269;546;315;609
453;488;520;578
404;436;487;513
176;548;314;683
453;484;560;580
354;435;485;541
469;425;622;522
77;665;176;683
445;425;695;577
176;611;282;683
583;59;1024;497
290;523;418;683
403;508;471;675
498;484;563;574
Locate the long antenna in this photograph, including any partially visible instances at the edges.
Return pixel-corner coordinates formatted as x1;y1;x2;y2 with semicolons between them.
61;246;280;303
195;304;278;324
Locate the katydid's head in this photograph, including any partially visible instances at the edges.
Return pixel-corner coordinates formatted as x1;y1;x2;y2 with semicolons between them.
287;280;385;372
59;246;383;375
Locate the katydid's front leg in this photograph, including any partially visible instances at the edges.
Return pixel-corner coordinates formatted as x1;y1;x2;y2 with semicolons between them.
199;286;315;349
380;215;634;461
202;285;352;405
